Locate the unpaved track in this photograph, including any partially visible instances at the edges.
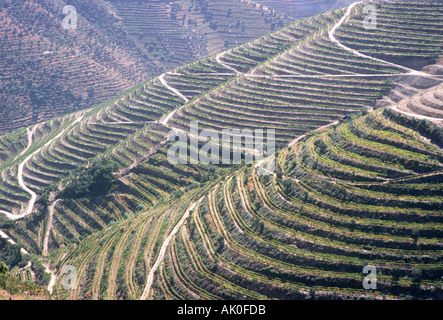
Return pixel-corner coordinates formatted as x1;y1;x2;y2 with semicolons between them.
18;124;38;158
329;1;439;80
159;73;189;103
390;104;443;122
216;51;241;75
140;198;203;300
0;115;84;221
43;199;62;257
160;110;178;126
44;262;56;295
159;72;189;126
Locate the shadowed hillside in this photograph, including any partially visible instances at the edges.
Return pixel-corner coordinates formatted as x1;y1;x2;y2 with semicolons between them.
106;0;292;70
0;0;294;135
0;0;163;135
254;0;347;19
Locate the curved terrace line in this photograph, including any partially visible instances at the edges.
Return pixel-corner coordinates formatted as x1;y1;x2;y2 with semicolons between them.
140;198;203;300
328;1;440;81
216;50;242;75
390;104;443;122
0;115;84;221
43;199;62;257
159;72;190;126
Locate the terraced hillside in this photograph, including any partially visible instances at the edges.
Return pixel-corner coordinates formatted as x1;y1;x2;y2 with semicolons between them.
167;0;443;143
334;0;443;70
106;0;292;70
147;109;442;300
1;262;50;300
393;83;443;126
43;108;443;300
254;0;346;18
0;0;297;135
0;0;162;135
0;0;442;299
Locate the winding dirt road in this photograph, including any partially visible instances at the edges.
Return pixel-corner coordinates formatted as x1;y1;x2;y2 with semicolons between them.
328;1;439;80
140;198;203;300
18;125;38;158
43;199;62;257
216;51;241;75
0;115;84;221
159;73;189;103
390;104;443;122
44;262;56;295
159;72;190;126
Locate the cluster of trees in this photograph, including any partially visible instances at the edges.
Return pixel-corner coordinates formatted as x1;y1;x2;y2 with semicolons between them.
0;238;28;269
0;261;11;293
30;256;51;286
60;158;119;199
0;246;51;290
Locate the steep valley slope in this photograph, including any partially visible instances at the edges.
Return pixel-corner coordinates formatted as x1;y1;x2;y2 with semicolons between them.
0;0;442;300
0;0;294;135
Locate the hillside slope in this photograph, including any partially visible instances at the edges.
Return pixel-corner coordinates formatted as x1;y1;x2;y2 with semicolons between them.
0;0;294;136
46;108;443;300
149;108;443;300
0;0;442;300
106;0;292;70
393;83;443;126
0;0;161;135
253;0;347;19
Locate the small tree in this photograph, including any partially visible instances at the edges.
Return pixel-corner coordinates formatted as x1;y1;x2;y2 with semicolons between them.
0;262;8;274
412;229;419;244
254;200;261;212
258;221;265;234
